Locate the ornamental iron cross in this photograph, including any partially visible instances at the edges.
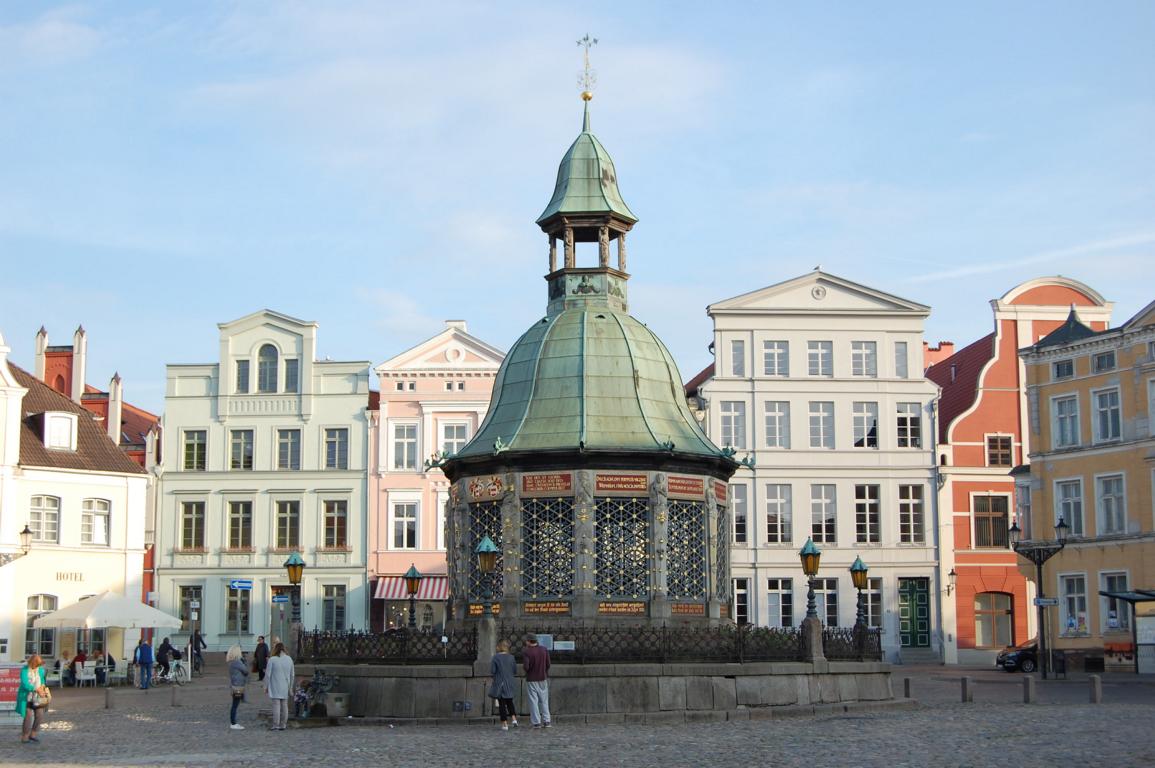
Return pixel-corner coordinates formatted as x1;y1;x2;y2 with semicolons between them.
577;34;598;94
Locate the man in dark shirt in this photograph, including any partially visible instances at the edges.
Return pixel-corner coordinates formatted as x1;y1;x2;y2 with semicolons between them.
521;634;552;728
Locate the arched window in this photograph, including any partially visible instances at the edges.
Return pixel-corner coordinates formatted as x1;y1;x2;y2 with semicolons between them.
82;498;111;545
26;594;58;657
257;344;278;393
974;592;1014;648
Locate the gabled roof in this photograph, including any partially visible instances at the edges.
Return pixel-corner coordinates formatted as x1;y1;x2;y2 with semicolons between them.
1032;308;1100;349
684;363;715;397
10;364;145;475
708;270;930;316
926;332;995;443
376;322;504;373
218;309;317;332
1122;299;1155;331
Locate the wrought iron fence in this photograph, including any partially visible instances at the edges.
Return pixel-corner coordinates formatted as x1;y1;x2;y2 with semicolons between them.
297;628;477;665
821;626;883;661
496;623;805;664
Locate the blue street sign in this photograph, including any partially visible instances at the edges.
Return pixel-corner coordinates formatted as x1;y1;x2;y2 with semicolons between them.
271;594;289;604
228;579;253;590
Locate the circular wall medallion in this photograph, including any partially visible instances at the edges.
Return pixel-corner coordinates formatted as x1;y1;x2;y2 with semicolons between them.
445;347;464;363
811;285;827;300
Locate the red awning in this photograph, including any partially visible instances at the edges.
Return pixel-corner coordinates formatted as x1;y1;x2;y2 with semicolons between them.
373;575;449;601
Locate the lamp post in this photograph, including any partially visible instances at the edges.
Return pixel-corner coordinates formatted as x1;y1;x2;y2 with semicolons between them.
403;563;423;629
1;525;33;566
850;556;869;628
475;536;499;617
799;538;822;620
283;551;306;624
1009;517;1069;679
946;568;958;596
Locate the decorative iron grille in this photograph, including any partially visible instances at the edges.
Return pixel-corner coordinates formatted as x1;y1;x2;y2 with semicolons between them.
468;501;503;601
521;497;575;598
715;502;729;601
297;628;477;664
594;496;649;598
822;626;884;661
666;500;707;600
496;623;804;664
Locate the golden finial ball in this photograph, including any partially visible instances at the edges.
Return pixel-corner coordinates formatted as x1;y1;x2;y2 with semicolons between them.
581;91;593;101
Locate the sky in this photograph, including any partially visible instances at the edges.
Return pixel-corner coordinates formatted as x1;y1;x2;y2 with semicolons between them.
2;1;1153;414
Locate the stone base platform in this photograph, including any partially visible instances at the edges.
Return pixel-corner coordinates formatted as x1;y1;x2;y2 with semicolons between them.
300;660;895;721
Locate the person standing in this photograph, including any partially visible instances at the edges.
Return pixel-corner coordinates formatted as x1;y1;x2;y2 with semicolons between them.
264;642;295;731
16;654;48;744
134;640;154;690
192;630;207;672
227;645;249;730
521;633;551;728
488;639;519;731
253;636;270;682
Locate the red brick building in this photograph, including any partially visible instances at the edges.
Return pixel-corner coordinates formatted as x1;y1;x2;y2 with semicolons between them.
928;277;1111;664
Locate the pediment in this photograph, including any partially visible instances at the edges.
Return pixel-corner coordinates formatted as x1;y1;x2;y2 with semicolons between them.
377;326;505;373
708;271;929;315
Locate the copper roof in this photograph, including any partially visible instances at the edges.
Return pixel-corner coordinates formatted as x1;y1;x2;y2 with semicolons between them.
11;364;145;475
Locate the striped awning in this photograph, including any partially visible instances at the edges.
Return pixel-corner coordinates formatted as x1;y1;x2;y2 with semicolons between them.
373;575;449;601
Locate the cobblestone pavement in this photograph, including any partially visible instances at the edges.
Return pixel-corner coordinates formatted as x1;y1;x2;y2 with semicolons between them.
3;667;1154;768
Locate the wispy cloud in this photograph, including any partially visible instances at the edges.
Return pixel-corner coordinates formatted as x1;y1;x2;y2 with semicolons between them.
905;232;1155;284
356;289;444;339
0;6;101;65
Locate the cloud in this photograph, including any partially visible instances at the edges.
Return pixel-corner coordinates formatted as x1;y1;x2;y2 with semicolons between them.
356;289;444;339
0;6;101;65
905;231;1155;284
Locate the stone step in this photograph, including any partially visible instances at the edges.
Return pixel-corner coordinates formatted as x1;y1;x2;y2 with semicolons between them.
897;647;940;665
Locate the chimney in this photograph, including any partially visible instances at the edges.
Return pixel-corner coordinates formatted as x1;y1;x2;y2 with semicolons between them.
923;341;957;370
445;320;467;332
35;326;48;380
71;325;87;404
108;372;123;444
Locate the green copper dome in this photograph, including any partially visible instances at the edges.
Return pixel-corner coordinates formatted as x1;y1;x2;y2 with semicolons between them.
536;104;638;226
452;306;718;459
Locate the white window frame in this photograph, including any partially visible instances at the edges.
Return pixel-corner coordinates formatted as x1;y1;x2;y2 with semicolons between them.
1092;387;1121;444
898;484;925;544
435;491;449;551
1059;572;1089;637
852;401;879;449
81;498;111;546
807;341;833;377
1051;394;1080;449
440;421;470;456
763;400;790;449
276;428;301;470
1094;472;1126;535
971;492;1012;549
1148;378;1155;438
1054;478;1084;536
732;577;750;625
182;429;207;471
389;497;420;550
29;495;60;543
854;484;881;544
765;484;793;544
324;427;350;470
1100;570;1131;633
44;412;78;451
894;341;909;379
850;341;878;378
730;339;746;377
808;401;834;449
731;484;749;545
323;498;349;549
391;421;420;471
810;484;837;544
896;402;922;448
762;340;789;377
984;433;1014;467
766;578;794;628
720;401;747;449
1092;350;1116;373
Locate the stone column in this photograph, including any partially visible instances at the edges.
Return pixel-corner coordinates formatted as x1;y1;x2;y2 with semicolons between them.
499;473;522;620
450;480;471;623
598;226;610;267
801;616;826;663
564;227;575;268
650;473;670;621
617;232;628;272
573;470;597;620
705;483;722;622
548;236;557;272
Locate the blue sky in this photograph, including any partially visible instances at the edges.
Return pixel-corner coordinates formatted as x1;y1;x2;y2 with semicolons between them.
2;1;1152;414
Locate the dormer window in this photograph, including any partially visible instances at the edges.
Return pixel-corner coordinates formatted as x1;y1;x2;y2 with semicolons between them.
257;344;279;393
43;412;78;451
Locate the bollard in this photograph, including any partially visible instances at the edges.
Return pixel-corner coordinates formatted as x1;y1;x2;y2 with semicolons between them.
171;685;180;707
904;677;913;699
1023;676;1035;704
105;688;114;710
1089;674;1102;704
961;676;974;703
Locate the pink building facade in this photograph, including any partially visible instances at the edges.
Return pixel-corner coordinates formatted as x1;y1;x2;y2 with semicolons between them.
368;321;503;631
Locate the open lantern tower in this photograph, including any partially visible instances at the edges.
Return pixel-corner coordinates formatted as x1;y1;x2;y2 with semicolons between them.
441;96;740;626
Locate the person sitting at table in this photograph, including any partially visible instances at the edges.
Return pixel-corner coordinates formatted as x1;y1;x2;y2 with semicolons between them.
56;652;72;686
92;650;111;685
70;649;87;686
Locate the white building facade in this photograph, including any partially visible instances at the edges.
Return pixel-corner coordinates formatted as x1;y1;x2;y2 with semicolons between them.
155;311;371;650
0;331;148;664
693;272;941;662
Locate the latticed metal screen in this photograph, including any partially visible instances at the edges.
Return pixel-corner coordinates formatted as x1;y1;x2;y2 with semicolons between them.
594;496;649;598
667;500;707;600
521;497;575;598
468;501;503;600
715;502;729;601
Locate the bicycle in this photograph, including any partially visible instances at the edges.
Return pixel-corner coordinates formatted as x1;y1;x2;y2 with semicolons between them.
154;657;189;685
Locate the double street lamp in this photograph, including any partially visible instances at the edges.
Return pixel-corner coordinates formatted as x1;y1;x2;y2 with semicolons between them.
1009;517;1069;679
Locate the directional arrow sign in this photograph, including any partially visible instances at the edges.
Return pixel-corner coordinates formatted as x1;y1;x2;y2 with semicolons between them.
1034;597;1059;607
271;594;290;604
228;579;253;590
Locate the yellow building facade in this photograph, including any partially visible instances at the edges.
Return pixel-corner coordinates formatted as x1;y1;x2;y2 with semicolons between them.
1021;301;1155;670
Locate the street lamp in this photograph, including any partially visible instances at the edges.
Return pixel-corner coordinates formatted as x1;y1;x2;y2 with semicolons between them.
475;536;499;617
946;568;958;596
403;563;423;630
283;552;306;625
850;556;869;628
799;538;822;620
1;525;34;566
1009;517;1069;679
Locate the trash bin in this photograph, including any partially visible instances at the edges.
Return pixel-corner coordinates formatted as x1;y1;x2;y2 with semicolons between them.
1051;650;1067;677
326;692;349;718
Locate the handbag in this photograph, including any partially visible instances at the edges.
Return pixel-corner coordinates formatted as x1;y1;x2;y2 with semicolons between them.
29;687;51;709
231;685;246;697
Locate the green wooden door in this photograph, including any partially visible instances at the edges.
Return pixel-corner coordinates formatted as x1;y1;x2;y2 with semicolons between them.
898;578;931;647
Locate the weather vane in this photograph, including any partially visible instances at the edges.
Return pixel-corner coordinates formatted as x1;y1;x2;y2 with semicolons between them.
577;34;598;101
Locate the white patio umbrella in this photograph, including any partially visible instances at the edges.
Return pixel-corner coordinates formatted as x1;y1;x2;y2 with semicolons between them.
33;591;182;630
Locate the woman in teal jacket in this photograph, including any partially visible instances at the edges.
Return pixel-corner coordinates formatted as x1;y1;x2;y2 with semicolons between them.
16;654;48;744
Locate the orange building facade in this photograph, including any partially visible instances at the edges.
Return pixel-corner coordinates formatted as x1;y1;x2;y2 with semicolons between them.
928;278;1112;664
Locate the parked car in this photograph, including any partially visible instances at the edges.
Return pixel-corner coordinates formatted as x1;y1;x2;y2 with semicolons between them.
996;640;1038;672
